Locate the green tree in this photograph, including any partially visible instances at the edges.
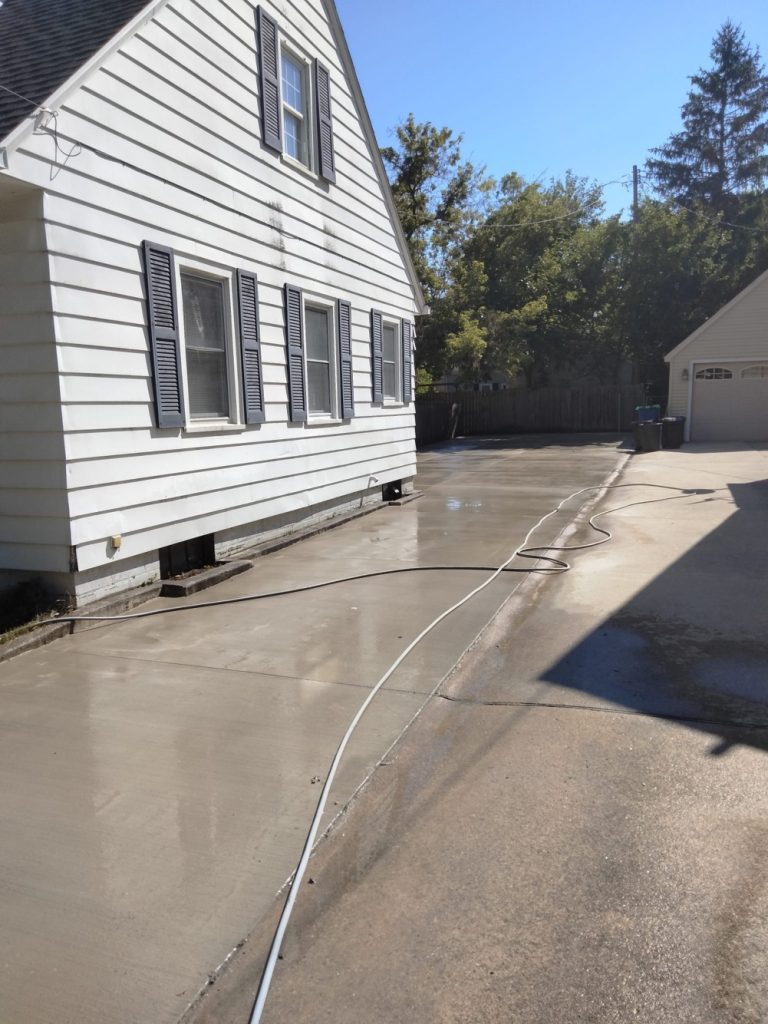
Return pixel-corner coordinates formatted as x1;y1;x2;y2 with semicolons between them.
466;172;621;385
614;200;734;389
381;115;493;382
381;114;492;303
646;21;768;214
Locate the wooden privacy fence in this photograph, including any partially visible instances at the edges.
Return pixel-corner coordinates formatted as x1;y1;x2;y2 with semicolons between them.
416;385;646;447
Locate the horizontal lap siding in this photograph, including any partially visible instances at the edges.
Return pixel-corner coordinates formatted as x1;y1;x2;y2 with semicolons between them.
667;278;768;416
0;195;72;574
5;0;416;575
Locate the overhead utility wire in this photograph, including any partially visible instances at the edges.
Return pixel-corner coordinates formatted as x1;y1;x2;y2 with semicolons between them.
482;178;632;232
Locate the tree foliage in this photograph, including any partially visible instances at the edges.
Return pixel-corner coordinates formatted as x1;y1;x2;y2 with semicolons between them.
647;21;768;214
382;23;768;396
381;114;492;303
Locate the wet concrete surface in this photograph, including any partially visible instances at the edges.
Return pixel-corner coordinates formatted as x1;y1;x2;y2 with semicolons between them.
0;435;624;1024
189;442;768;1024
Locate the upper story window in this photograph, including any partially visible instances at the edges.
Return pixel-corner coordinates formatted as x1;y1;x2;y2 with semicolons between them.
281;51;308;165
695;367;732;380
256;6;336;183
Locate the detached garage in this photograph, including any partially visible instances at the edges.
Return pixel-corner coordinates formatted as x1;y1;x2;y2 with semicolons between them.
665;269;768;442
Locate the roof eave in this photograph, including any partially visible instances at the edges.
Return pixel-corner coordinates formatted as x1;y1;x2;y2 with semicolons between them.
665;265;768;362
0;0;170;161
321;0;427;315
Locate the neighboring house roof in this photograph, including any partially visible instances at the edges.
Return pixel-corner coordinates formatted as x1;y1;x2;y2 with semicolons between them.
0;0;426;312
0;0;150;142
664;266;768;363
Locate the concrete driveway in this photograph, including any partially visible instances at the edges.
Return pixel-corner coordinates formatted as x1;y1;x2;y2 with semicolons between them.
0;435;624;1024
190;442;768;1024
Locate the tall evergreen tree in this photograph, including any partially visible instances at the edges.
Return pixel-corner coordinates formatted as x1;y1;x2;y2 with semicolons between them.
646;21;768;214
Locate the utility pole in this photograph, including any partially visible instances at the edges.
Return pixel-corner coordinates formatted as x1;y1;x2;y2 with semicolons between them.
632;165;639;220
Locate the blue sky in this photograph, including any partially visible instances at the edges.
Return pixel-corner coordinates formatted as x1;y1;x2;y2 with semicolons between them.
335;0;768;218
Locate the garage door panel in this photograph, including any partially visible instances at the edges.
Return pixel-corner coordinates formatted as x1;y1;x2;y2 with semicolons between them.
691;362;768;441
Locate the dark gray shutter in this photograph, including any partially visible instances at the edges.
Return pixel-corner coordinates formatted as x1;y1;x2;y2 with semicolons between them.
370;309;383;403
284;285;307;422
314;60;336;183
337;299;354;418
142;241;184;428
237;270;265;424
257;7;282;153
401;319;413;404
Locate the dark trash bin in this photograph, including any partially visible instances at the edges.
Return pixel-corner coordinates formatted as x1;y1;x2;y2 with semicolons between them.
634;405;661;423
662;416;686;449
634;420;663;452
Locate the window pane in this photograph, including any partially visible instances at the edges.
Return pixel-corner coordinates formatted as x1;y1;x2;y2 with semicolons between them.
382;324;396;361
383;362;396;399
308;361;331;414
283;110;301;160
281;54;303;111
181;274;229;418
187;349;229;418
181;275;225;350
305;307;330;360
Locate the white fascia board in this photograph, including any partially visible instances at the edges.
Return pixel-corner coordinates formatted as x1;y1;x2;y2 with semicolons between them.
664;265;768;362
0;1;170;163
322;0;427;315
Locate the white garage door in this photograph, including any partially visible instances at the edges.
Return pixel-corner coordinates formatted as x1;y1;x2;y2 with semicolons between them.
690;362;768;441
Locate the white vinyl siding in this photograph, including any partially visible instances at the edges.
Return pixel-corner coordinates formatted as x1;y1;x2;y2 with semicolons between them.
0;190;72;578
0;0;418;593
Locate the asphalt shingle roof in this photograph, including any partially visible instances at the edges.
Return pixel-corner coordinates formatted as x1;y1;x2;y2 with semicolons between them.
0;0;150;143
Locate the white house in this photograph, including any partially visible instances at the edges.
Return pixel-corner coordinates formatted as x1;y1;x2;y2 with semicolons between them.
0;0;425;603
665;268;768;442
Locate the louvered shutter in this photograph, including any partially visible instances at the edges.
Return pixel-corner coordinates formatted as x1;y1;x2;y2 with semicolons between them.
337;299;354;419
257;7;282;153
284;285;307;422
401;320;413;404
370;309;383;403
314;60;336;184
237;270;265;424
142;241;184;428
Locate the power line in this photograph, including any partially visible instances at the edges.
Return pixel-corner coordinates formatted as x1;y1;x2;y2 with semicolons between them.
481;178;632;232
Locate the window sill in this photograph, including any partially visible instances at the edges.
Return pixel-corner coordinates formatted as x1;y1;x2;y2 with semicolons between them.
305;415;344;427
280;152;318;181
183;421;247;435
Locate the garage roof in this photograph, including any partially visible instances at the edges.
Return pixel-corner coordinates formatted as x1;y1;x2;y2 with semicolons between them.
665;266;768;362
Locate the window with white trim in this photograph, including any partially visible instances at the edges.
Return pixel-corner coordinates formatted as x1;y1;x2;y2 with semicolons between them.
180;272;231;419
142;241;267;430
305;301;337;416
382;320;400;400
281;50;309;166
741;365;768;379
256;7;336;182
